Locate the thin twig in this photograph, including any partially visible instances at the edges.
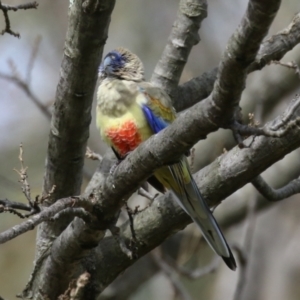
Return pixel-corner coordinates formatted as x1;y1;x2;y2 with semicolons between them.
270;94;300;130
125;204;138;242
125;204;139;258
232;196;258;300
152;248;192;300
0;1;38;37
165;254;220;280
0;72;51;119
252;175;300;201
85;147;103;162
0;196;90;244
14;143;32;204
229;95;300;147
0;198;32;212
270;60;300;79
51;207;94;223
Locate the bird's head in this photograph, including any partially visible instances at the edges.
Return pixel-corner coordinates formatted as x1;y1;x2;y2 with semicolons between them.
99;47;144;82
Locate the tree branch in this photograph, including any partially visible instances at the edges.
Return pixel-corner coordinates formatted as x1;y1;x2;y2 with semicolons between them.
0;72;51;119
252;175;300;201
0;196;91;244
0;1;38;37
28;1;299;296
249;12;300;72
211;0;281;124
175;7;300;112
232;197;258;300
8;1;300;298
87;103;300;294
37;0;116;270
151;0;207;97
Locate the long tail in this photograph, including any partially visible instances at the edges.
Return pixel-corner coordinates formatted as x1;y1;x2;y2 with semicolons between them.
168;157;236;271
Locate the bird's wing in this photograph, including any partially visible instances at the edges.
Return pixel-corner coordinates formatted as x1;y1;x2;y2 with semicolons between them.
137;82;236;270
137;82;176;133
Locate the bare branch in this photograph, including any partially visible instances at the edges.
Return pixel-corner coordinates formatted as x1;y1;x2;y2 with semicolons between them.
14;143;32;204
0;71;51;119
233;197;258;300
3;144;42;217
211;0;281;122
0;196;90;244
39;1;116;256
270;60;300;78
0;1;38;37
0;198;32;212
151;249;219;299
0;203;31;219
151;0;207;96
85;146;103;162
164;255;220;280
152;248;192;300
249;12;300;72
175;8;299;112
229;95;300;147
125;203;139;259
9;1;300;298
51;207;94;223
270;93;300;130
252;175;300;201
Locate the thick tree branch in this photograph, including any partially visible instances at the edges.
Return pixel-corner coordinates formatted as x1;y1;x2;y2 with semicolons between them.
175;8;300;112
30;2;298;296
87;104;300;294
8;1;299;299
37;0;116;259
151;0;207;96
249;12;300;72
28;151;117;299
35;97;300;298
7;95;300;298
210;0;281;124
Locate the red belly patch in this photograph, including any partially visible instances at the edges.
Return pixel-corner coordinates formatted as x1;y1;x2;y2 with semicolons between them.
105;120;142;157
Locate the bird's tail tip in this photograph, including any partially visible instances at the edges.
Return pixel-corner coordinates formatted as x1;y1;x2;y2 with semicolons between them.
222;250;237;271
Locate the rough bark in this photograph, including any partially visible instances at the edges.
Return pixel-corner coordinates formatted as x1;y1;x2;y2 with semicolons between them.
4;0;300;299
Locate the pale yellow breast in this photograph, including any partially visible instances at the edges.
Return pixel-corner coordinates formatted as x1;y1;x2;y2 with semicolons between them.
96;78;152;146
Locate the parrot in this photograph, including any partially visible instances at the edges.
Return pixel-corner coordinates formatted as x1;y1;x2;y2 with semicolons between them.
96;47;236;271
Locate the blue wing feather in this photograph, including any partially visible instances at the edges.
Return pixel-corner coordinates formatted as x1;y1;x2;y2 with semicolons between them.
142;105;169;133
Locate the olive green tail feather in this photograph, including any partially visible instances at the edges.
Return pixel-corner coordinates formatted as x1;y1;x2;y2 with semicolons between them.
168;158;236;271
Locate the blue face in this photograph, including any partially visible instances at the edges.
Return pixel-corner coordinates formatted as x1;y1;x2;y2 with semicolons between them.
99;50;126;77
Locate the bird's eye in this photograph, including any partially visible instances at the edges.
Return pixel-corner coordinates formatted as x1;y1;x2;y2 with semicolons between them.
110;54;116;60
